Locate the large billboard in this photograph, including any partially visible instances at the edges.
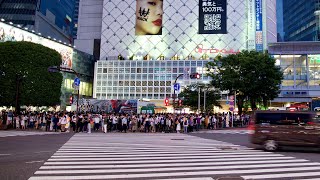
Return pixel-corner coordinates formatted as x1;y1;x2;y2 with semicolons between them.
255;0;263;52
101;0;252;60
199;0;227;34
135;0;163;35
0;22;73;68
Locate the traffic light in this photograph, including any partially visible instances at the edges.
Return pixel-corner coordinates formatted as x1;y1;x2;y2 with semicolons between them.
178;99;183;106
164;98;169;106
69;95;73;105
190;73;201;79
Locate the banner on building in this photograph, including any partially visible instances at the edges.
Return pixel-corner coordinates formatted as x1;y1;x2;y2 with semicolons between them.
135;0;163;35
74;99;138;114
255;0;263;51
247;0;256;50
199;0;227;34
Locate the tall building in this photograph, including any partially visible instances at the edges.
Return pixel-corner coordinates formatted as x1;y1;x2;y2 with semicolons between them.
73;0;79;39
74;0;277;111
0;0;78;43
38;0;76;42
283;0;320;41
0;0;39;29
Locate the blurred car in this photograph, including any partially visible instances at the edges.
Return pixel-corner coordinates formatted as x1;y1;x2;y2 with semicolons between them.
250;111;320;151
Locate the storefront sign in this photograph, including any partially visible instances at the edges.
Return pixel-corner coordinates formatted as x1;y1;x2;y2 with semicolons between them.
255;0;263;51
195;44;240;54
199;0;227;34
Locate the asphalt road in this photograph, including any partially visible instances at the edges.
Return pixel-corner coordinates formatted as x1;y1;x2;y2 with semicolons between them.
0;130;319;180
0;132;73;180
190;132;320;163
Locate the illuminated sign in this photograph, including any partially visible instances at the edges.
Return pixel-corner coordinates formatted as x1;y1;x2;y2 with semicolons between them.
195;44;240;54
135;0;163;35
199;0;227;34
255;0;263;51
0;22;73;68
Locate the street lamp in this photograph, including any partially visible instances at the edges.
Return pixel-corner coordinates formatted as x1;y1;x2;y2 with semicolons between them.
48;66;80;115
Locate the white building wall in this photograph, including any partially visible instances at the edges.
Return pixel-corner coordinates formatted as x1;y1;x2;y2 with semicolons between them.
263;0;277;48
74;0;103;55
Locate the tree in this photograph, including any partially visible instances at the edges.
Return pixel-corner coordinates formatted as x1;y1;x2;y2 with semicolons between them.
206;50;283;114
179;83;221;113
0;41;63;112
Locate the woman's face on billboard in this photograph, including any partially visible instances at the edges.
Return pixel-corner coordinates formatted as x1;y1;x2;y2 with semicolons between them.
136;0;163;35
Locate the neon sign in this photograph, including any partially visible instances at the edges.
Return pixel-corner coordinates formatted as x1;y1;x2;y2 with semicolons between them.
195;44;240;54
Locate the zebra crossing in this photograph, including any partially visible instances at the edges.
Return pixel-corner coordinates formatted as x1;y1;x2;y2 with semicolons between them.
29;134;320;180
192;129;253;135
0;131;60;137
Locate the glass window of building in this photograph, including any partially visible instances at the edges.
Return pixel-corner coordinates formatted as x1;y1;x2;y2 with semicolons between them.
103;68;108;73
143;68;148;73
137;68;141;73
173;68;177;73
97;68;102;73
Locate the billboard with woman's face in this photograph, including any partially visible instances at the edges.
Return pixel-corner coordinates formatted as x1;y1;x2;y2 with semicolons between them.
135;0;163;35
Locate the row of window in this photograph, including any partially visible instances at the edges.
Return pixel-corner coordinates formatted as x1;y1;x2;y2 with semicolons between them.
96;87;171;93
97;61;207;67
96;81;172;87
96;93;171;100
97;67;199;74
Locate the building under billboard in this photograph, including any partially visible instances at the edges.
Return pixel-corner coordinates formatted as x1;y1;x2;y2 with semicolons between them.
0;21;94;110
74;0;277;112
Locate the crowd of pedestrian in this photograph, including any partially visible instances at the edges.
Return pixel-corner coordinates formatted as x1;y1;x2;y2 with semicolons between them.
0;110;250;133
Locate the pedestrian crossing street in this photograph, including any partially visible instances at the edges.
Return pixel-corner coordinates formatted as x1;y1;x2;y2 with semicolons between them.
192;129;253;135
0;131;60;137
29;134;320;180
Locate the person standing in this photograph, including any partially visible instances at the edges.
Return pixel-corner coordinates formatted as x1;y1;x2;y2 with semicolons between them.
176;119;181;133
103;115;108;133
121;115;128;133
183;118;188;133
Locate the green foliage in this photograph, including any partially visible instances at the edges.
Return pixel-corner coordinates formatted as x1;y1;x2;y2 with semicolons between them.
0;41;63;108
179;83;221;112
206;50;283;114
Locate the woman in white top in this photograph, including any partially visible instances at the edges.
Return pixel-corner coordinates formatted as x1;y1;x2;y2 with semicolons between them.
20;115;25;129
176;119;181;133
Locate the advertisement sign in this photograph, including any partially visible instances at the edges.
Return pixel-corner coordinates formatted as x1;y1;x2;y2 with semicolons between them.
135;0;163;35
75;99;138;114
0;22;73;68
199;0;227;34
255;0;263;51
247;0;256;50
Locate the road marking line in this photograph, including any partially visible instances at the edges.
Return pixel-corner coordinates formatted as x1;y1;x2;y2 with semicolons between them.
35;162;320;174
26;160;44;164
44;156;295;165
29;166;320;180
39;159;309;169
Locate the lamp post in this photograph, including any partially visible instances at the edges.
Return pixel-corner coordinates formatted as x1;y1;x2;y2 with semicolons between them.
48;66;80;115
173;74;184;109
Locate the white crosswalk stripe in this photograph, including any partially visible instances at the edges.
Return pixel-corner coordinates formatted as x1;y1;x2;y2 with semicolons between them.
0;131;60;137
29;134;320;180
192;129;253;134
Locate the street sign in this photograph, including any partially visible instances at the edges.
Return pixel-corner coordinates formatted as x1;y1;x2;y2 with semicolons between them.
173;83;180;91
74;78;80;86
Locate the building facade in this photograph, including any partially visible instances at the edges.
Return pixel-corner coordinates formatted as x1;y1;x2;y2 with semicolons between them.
268;42;320;108
283;0;320;41
38;0;77;42
74;0;277;110
0;0;76;43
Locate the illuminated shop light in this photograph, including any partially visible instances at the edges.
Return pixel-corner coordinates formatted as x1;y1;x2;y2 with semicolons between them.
0;18;5;22
17;25;21;27
59;40;62;43
38;33;41;35
48;36;51;39
53;38;57;41
31;30;35;33
9;22;13;25
73;46;76;48
24;27;28;30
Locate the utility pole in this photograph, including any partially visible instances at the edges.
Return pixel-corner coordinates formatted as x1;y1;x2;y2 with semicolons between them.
203;90;206;113
198;86;201;113
48;66;80;115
